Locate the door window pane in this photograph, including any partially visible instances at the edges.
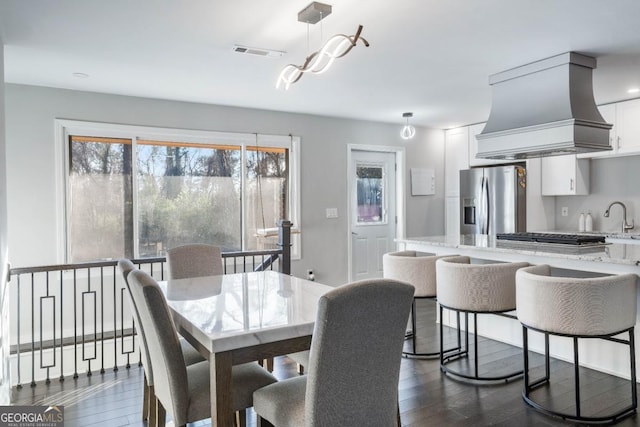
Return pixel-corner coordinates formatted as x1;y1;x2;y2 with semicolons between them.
136;140;242;256
245;147;288;250
356;164;384;224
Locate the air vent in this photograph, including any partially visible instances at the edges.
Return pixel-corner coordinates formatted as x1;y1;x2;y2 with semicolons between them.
232;45;284;58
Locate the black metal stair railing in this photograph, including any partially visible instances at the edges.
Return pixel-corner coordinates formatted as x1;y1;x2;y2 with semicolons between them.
8;220;292;388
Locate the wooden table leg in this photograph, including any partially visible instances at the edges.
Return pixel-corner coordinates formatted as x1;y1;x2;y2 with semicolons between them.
211;351;234;427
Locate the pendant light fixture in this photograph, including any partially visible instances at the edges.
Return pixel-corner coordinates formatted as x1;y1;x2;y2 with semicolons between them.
400;112;416;140
276;2;369;90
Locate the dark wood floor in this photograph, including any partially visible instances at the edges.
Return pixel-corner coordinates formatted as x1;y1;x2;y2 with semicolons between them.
11;300;639;426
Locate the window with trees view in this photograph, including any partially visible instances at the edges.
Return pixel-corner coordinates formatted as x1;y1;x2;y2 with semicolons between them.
64;124;298;263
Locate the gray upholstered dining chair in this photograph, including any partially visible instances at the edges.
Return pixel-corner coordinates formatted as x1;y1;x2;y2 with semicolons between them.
166;243;223;279
253;278;415;427
127;268;277;427
118;259;205;427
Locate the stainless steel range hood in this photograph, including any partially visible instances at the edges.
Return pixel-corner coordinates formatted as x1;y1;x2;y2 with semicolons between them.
476;52;612;160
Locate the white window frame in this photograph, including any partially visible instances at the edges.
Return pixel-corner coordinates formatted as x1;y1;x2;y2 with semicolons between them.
55;119;301;263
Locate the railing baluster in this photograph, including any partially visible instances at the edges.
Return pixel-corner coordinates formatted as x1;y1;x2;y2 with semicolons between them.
112;265;118;372
100;267;105;374
16;274;21;388
73;269;78;379
30;272;35;387
59;270;64;381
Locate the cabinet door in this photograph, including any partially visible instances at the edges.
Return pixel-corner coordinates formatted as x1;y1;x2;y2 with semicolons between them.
445;196;460;237
615;98;640;155
444;127;469;197
541;155;589;196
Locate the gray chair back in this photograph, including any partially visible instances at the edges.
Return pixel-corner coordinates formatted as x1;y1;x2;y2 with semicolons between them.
304;279;414;426
117;259;154;385
128;269;189;426
167;244;223;279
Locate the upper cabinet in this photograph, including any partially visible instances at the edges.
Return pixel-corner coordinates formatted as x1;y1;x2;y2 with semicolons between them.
468;123;512;167
541;155;590;196
615;98;640;154
579;99;640;159
444;127;469;197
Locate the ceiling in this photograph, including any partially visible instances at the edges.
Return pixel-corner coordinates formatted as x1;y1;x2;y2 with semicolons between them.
1;0;640;130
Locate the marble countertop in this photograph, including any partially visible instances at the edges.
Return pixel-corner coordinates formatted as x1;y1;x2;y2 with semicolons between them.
398;235;640;267
158;271;334;353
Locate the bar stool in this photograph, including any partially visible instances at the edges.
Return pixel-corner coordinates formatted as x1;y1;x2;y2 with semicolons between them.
516;264;638;424
435;256;529;382
383;251;459;357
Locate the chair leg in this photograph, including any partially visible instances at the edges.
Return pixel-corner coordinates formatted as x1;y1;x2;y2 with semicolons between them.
630;328;637;410
142;372;149;421
235;409;247;427
148;385;157;427
297;363;305;375
156;399;166;427
573;336;581;418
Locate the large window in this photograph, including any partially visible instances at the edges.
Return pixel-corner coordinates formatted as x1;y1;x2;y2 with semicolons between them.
62;121;299;262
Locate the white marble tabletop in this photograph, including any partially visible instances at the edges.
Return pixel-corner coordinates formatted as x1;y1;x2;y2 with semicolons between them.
158;270;334;353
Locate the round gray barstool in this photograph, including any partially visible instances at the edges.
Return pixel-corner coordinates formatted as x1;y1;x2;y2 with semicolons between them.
435;256;529;382
516;264;638;424
383;251;460;358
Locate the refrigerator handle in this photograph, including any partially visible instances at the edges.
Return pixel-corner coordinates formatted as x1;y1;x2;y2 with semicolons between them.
481;175;490;234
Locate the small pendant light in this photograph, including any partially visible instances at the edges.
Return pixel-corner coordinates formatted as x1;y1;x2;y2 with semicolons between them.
400;112;416;140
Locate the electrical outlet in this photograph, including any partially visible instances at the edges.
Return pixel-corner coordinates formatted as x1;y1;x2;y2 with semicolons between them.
561;207;569;217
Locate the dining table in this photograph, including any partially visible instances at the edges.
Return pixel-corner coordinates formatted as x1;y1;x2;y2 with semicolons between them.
158;270;334;427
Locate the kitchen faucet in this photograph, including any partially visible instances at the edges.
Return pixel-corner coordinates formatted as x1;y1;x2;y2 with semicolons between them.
603;201;635;233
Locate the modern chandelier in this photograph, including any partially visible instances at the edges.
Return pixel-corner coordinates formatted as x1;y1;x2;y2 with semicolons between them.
400;112;416;140
276;2;369;90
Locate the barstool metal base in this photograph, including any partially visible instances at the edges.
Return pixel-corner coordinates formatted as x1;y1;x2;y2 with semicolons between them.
522;325;637;424
439;305;523;383
402;296;461;359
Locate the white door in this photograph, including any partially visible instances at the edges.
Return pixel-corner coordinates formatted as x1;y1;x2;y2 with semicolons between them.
350;150;397;281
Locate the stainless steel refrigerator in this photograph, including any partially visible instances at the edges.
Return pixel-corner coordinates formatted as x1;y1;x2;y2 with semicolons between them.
459;165;526;235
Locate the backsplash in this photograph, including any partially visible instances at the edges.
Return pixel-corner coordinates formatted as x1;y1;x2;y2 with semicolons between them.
554;156;640;233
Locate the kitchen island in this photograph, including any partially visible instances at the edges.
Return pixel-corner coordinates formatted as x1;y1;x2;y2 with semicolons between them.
397;235;640;382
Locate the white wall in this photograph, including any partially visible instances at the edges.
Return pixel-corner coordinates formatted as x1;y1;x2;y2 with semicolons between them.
554;156;640;233
0;37;11;405
4;84;445;286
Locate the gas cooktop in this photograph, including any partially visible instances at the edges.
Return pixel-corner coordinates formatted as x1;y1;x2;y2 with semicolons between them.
496;232;606;245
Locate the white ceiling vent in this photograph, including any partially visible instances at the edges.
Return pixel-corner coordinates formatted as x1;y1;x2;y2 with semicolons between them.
232;45;284;58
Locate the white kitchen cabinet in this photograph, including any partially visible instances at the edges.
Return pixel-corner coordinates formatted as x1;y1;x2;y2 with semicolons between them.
579;99;640;158
444;127;469;197
468;122;512;167
445;196;460;237
615;98;640;155
541;155;590;195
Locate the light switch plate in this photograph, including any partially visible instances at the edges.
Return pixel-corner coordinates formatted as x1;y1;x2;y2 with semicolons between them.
326;208;338;219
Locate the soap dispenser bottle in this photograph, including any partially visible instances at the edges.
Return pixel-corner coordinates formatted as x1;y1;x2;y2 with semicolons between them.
579;212;585;232
585;211;593;232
